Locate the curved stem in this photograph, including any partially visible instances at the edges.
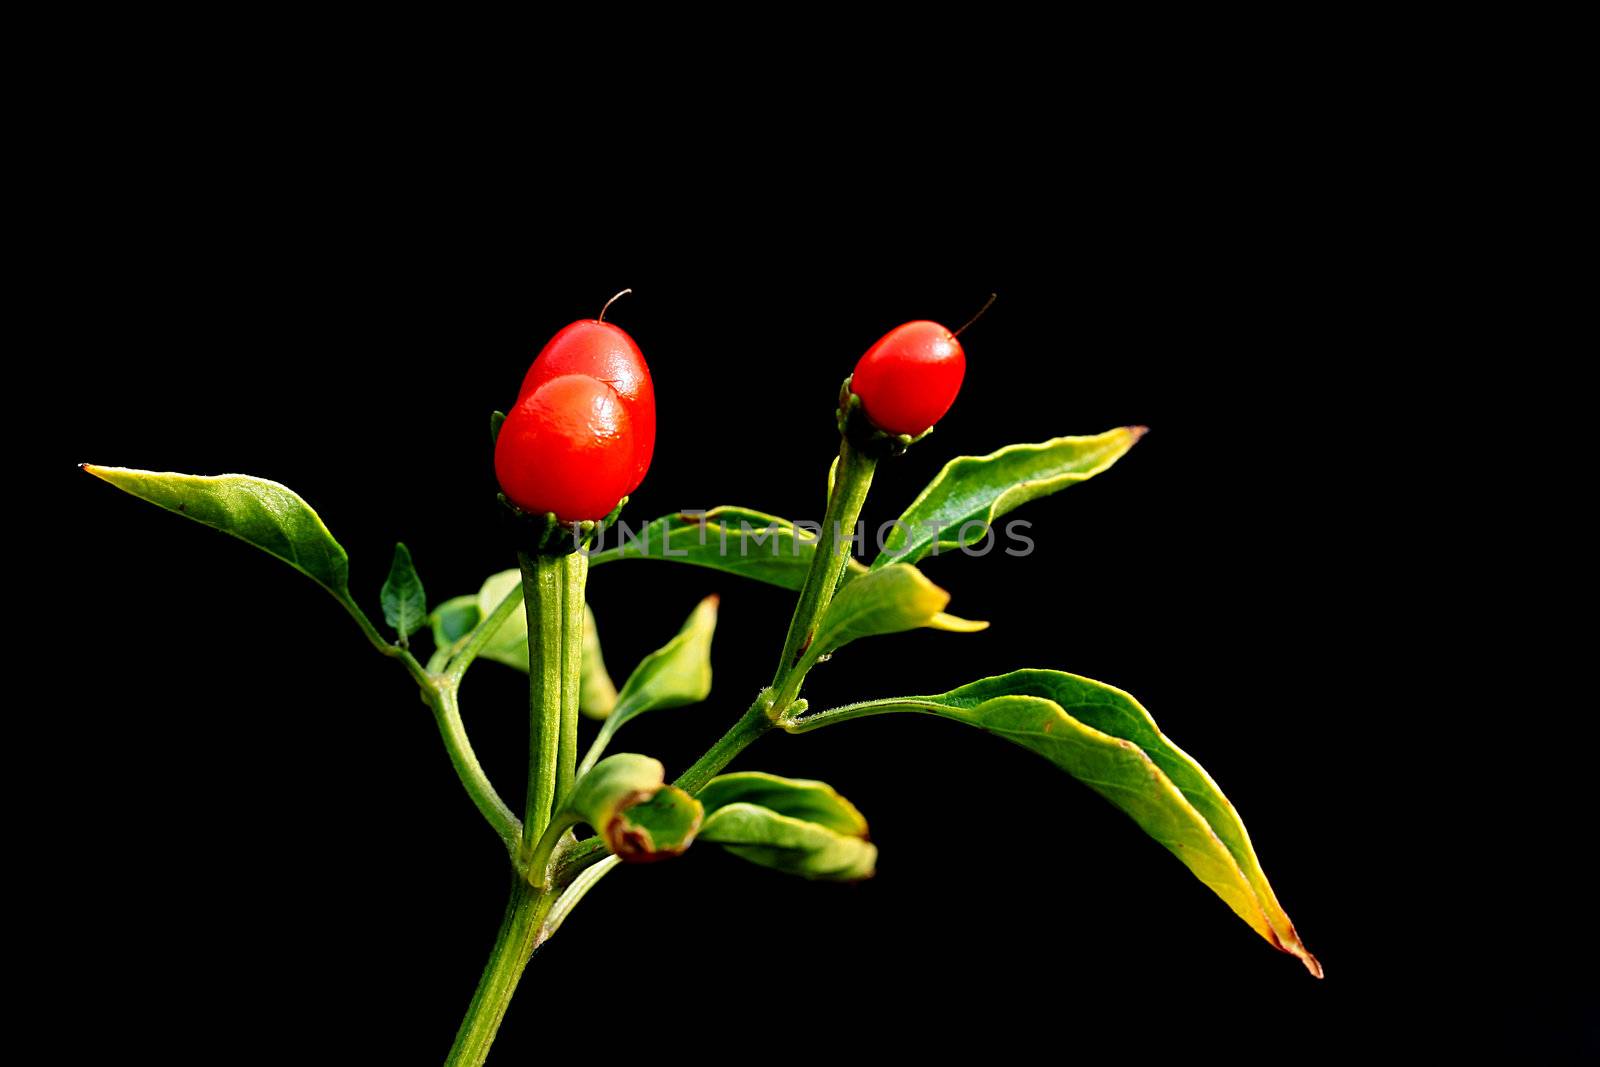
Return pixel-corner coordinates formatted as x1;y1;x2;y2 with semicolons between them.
444;584;524;686
772;438;877;706
445;878;554;1067
428;685;523;850
340;593;431;687
575;688;630;778
524;820;578;889
781;695;943;733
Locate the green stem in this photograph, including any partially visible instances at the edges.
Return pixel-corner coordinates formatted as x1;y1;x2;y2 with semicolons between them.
676;693;776;794
558;552;588;805
780;695;941;733
517;551;586;863
523;818;578;888
550;836;611;886
427;684;522;851
444;584;524;686
340;593;431;687
772;437;877;707
518;552;565;855
444;878;554;1067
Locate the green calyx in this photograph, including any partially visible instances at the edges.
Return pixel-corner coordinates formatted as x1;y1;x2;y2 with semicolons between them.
836;375;932;458
497;494;629;556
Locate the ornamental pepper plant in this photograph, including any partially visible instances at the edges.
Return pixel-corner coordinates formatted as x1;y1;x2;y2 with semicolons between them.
83;294;1319;1066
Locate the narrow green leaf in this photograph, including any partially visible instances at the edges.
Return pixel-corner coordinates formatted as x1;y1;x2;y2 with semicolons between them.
380;543;427;641
788;670;1320;976
872;427;1145;568
579;596;719;774
82;466;351;597
698;771;868;837
579;605;619;720
429;595;481;649
700;804;876;880
801;564;950;670
489;410;506;441
588;507;987;632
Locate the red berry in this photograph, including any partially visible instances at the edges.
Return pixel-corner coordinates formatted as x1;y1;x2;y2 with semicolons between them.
518;321;655;493
850;320;966;436
495;374;636;521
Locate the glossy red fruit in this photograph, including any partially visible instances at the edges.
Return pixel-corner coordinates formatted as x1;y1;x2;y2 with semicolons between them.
850;320;966;436
495;374;635;521
518;321;655;493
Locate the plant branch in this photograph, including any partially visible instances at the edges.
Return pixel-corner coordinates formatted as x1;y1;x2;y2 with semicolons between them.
444;878;554;1067
443;584;524;686
676;691;778;794
771;437;877;707
340;593;431;687
427;684;523;851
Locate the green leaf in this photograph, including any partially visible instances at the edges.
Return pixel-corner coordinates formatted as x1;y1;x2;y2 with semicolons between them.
579;605;619;720
699;805;876;881
787;670;1321;976
490;410;506;442
564;754;703;862
801;563;950;671
429;595;481;649
380;543;427;641
589;507;987;633
872;427;1145;568
614;595;718;715
579;596;719;774
83;466;351;597
698;771;868;837
698;772;876;881
592;507;822;588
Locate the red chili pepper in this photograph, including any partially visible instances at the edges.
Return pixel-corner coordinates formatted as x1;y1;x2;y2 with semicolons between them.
517;321;655;493
496;311;656;521
850;320;966;436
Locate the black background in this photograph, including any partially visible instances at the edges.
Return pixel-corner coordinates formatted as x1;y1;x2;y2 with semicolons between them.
44;106;1592;1060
